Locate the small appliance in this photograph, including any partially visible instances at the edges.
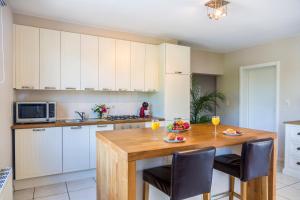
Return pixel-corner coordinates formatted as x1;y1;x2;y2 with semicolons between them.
139;102;150;118
15;102;56;123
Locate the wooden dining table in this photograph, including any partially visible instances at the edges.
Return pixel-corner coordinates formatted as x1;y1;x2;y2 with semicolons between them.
96;124;277;200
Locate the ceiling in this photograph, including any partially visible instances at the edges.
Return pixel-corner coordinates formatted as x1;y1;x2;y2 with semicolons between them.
9;0;300;53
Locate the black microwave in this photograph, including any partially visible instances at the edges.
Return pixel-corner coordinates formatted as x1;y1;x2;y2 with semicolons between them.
15;102;56;123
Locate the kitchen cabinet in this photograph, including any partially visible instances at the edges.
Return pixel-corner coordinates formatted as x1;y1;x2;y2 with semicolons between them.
40;29;61;90
15;128;62;180
89;124;114;168
145;44;159;92
61;32;81;90
131;42;145;92
99;37;116;91
63;126;90;173
15;25;40;89
81;34;99;91
116;40;131;91
165;43;190;75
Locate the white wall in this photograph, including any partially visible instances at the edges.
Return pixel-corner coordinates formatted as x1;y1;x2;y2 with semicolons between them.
0;4;13;168
217;35;300;161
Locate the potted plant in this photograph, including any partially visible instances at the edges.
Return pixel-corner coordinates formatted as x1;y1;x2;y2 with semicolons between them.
92;104;108;119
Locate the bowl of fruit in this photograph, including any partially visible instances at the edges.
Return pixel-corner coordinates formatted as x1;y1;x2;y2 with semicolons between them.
167;119;190;133
163;132;186;143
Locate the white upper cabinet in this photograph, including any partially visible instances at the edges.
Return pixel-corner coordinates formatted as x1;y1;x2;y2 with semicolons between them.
131;42;146;92
15;25;40;89
165;43;190;75
116;40;131;91
61;32;81;90
40;29;61;90
99;37;116;91
145;44;159;92
81;34;99;91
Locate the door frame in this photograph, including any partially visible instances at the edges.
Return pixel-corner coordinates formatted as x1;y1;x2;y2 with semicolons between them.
239;61;280;132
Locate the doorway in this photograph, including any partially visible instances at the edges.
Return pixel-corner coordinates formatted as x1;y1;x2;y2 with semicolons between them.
239;62;279;132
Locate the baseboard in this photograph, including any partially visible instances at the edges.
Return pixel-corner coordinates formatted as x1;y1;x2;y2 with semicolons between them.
14;169;96;191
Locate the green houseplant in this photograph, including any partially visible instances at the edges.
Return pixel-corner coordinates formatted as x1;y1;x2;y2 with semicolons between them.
190;84;225;124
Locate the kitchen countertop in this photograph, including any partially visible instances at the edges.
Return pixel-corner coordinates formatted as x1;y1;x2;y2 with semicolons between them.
284;120;300;125
11;117;165;129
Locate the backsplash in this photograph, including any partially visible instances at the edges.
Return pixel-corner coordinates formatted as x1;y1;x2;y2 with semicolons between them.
15;90;152;120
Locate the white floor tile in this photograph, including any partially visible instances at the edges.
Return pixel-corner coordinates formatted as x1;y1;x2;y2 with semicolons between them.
14;188;34;200
69;187;96;200
277;195;289;200
278;186;300;200
34;183;67;198
34;193;69;200
67;178;95;192
277;173;300;186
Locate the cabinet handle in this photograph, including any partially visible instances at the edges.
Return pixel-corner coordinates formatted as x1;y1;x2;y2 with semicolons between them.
297;147;300;151
297;132;300;136
147;89;156;92
297;162;300;165
21;86;34;89
33;128;46;132
70;126;82;129
65;87;76;90
118;88;128;92
85;88;95;91
102;88;112;91
44;86;56;90
97;125;107;128
134;89;143;92
175;71;182;74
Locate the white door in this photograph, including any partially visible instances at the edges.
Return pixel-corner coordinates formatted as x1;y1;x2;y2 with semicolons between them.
99;37;116;91
240;65;277;131
63;126;90;172
131;42;145;92
40;29;61;90
15;25;40;89
81;34;99;91
15;128;62;180
61;32;81;90
89;124;114;168
116;40;131;91
145;44;159;92
165;44;190;75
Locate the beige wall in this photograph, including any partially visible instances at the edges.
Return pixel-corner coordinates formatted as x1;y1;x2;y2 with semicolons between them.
191;49;224;75
217;35;300;161
0;5;13;168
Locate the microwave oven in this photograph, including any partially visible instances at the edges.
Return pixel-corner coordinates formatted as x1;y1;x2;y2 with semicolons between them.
15;102;56;123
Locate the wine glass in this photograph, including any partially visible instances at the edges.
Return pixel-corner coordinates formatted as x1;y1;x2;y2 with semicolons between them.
151;120;160;140
211;116;220;136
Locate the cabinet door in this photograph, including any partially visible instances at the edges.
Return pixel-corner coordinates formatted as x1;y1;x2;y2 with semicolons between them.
131;42;145;92
165;74;190;120
63;126;90;172
116;40;131;91
40;29;61;90
145;44;159;92
15;25;39;89
81;34;99;91
99;37;116;91
165;44;190;75
89;124;114;168
61;32;81;90
15;128;62;180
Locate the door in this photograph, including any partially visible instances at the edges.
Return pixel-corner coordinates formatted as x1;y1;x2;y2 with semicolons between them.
240;64;277;131
99;37;116;91
15;128;62;180
145;44;159;92
89;124;114;168
63;126;90;172
15;25;40;89
116;40;131;91
131;42;145;92
40;28;61;90
81;34;99;91
165;44;190;75
61;32;81;90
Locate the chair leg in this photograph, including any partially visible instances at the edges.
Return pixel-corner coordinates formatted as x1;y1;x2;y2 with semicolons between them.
203;192;211;200
261;176;268;200
229;176;235;200
143;181;149;200
240;181;247;200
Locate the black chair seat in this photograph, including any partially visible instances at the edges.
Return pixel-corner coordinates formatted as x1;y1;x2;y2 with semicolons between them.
214;154;241;178
143;165;172;195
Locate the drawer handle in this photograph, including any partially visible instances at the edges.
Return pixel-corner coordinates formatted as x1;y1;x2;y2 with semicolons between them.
102;88;112;91
297;147;300;151
97;125;107;128
33;128;45;132
297;132;300;136
21;86;34;89
71;126;82;129
65;87;76;90
175;71;182;74
297;162;300;165
118;88;128;92
44;86;56;90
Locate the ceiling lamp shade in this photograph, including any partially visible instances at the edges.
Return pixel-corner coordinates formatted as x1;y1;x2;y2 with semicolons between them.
205;0;230;20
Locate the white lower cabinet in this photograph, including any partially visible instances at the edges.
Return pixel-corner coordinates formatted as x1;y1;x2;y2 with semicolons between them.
15;128;63;180
89;124;114;168
63;126;90;173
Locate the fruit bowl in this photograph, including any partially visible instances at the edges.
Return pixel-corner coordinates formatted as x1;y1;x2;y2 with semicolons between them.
164;132;186;143
167;119;190;133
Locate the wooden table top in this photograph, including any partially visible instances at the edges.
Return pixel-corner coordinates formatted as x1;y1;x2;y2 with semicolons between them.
96;124;277;161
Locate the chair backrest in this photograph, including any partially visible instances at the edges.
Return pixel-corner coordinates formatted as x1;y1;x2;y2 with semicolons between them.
170;147;216;200
240;138;274;182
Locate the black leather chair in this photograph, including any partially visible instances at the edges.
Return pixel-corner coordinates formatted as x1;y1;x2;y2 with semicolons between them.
214;138;274;200
143;147;216;200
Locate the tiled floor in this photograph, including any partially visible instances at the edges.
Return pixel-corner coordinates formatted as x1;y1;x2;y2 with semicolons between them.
14;173;300;200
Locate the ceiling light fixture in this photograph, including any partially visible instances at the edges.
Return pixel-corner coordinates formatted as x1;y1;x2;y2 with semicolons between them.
205;0;230;20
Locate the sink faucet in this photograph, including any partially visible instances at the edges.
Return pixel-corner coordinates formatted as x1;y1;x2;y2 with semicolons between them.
75;111;86;121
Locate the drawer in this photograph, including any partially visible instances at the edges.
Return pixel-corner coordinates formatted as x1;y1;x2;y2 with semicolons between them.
286;125;300;144
287;155;300;170
288;143;300;156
